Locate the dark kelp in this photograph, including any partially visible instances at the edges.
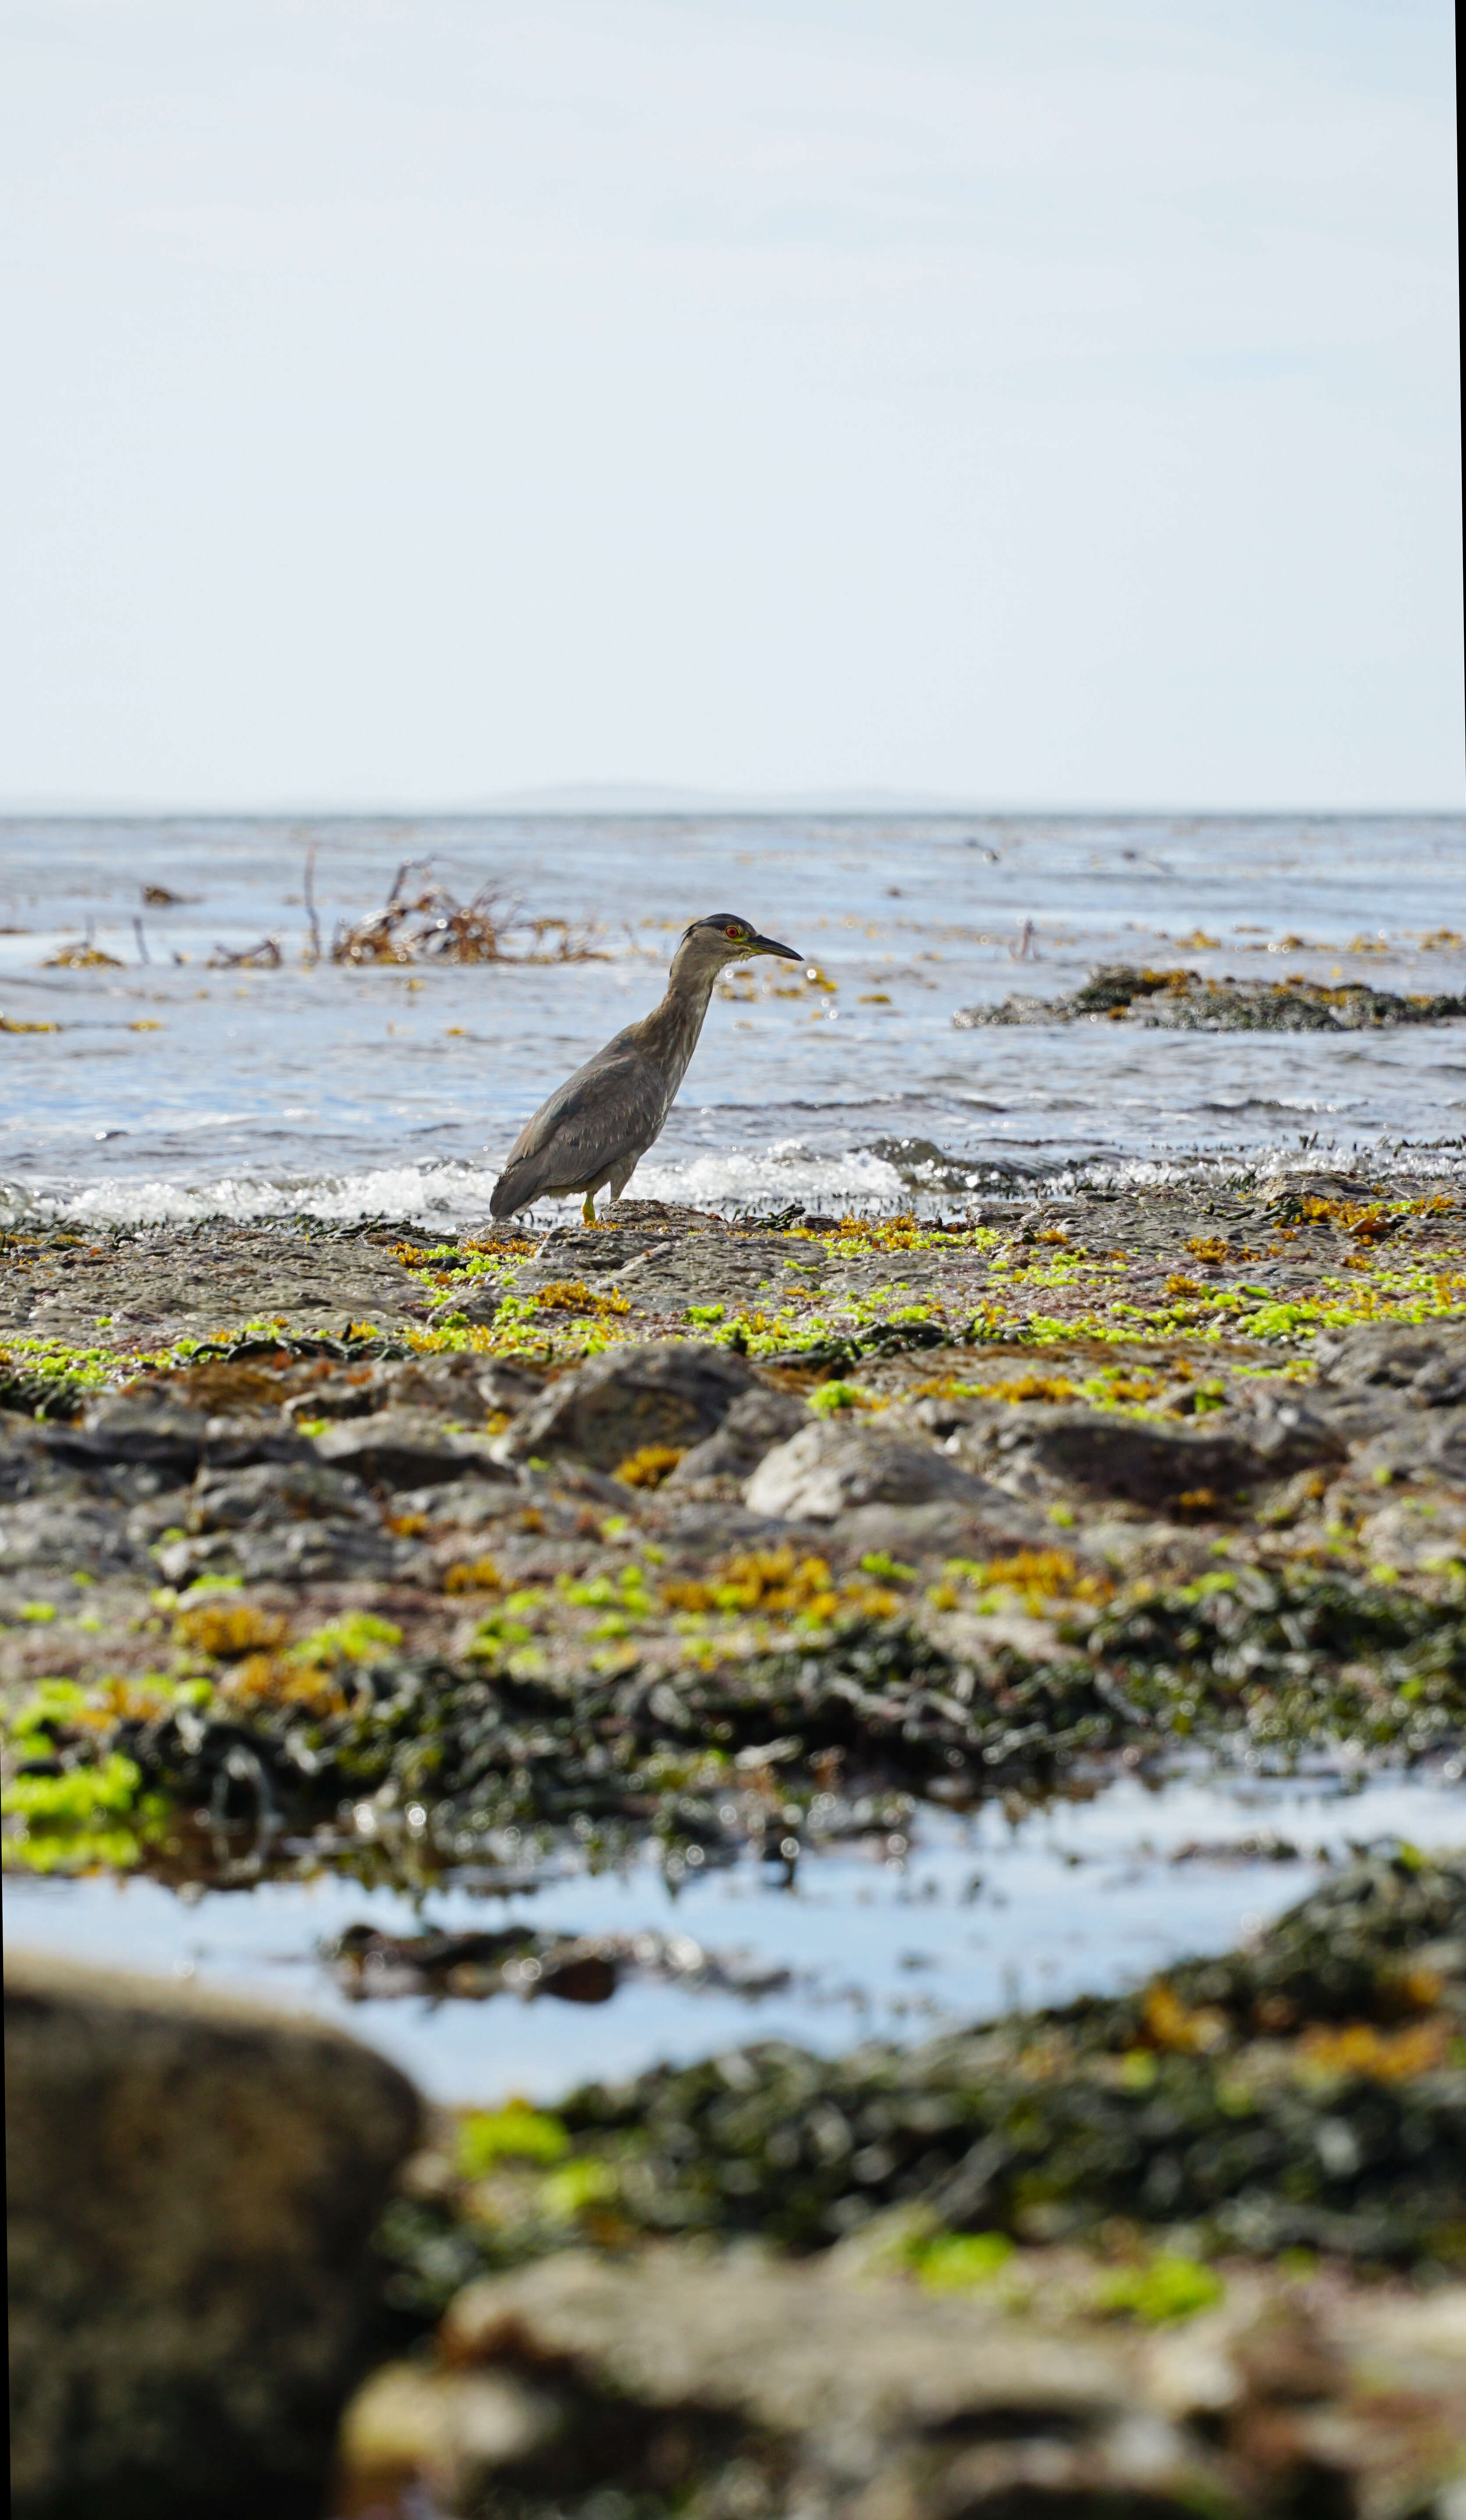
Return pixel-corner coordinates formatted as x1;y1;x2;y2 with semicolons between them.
377;1848;1466;2315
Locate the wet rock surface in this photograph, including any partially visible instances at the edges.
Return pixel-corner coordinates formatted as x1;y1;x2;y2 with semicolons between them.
0;1220;435;1347
6;1946;419;2520
322;1859;1466;2501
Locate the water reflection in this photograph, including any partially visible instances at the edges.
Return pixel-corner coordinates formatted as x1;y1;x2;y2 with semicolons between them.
7;1760;1463;2101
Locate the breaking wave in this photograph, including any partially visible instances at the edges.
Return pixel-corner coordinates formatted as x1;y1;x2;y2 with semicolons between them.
4;1129;1461;1235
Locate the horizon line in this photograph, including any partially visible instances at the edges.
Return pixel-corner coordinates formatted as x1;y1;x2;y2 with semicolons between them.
1;782;1462;820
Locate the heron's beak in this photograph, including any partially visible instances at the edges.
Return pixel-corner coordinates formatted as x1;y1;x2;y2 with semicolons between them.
749;932;802;961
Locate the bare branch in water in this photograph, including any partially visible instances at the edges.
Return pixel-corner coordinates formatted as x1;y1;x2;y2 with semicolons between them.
303;845;322;965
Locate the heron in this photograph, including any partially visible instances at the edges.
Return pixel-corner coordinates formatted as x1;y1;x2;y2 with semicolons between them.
490;912;802;1225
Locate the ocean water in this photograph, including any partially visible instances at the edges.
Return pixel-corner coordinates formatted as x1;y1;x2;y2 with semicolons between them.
2;810;1464;1225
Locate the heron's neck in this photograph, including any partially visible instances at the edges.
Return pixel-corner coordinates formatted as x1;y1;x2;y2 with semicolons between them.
637;965;718;1095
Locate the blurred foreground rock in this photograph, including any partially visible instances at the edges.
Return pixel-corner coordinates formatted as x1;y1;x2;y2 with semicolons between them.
335;2247;1466;2520
6;1947;420;2520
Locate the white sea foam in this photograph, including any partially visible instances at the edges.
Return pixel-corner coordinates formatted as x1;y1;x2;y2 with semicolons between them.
6;1131;1459;1235
634;1142;907;1209
0;1160;508;1230
1043;1140;1466;1197
1;1143;908;1230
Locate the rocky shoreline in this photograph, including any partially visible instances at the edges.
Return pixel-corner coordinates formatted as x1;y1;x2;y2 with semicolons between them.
4;1167;1464;1865
5;1168;1466;2515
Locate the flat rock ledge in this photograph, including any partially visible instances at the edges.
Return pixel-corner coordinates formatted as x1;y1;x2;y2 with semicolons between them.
338;2247;1466;2520
6;1946;420;2520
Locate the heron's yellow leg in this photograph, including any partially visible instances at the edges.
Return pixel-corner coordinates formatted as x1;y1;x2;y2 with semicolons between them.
582;1191;597;1227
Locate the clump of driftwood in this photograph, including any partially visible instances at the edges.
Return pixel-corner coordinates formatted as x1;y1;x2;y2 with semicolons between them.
325;860;606;966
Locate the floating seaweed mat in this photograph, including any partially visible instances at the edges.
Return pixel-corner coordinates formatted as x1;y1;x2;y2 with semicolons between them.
322;1921;790;2007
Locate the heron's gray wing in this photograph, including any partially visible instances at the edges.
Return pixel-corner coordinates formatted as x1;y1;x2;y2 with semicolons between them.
494;1050;666;1211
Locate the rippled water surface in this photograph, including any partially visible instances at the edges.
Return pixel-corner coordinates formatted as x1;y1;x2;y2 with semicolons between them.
3;812;1464;1222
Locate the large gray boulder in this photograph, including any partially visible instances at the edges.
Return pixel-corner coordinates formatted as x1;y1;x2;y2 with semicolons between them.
744;1417;1014;1522
665;1385;808;1486
43;1397;206;1479
1314;1320;1466;1405
974;1408;1337;1513
315;1408;513;1490
0;1421;84;1505
187;1458;376;1530
6;1948;421;2520
41;1400;315;1484
501;1340;758;1472
0;1497;146;1580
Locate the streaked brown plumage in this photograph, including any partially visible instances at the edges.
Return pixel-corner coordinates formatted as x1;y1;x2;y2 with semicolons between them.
490;912;801;1224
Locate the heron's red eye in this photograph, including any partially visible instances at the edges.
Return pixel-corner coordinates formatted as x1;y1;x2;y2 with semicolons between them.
725;925;740;939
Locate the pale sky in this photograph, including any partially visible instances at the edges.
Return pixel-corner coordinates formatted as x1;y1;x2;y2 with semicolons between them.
1;0;1459;809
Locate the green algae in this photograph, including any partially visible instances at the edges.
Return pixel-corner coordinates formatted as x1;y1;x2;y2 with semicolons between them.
293;1612;405;1669
1094;2254;1227;2322
0;1319;418;1413
459;2105;572;2174
7;1554;1464;1885
0;1342;114;1413
0;1704;168;1872
5;1199;1459;1406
